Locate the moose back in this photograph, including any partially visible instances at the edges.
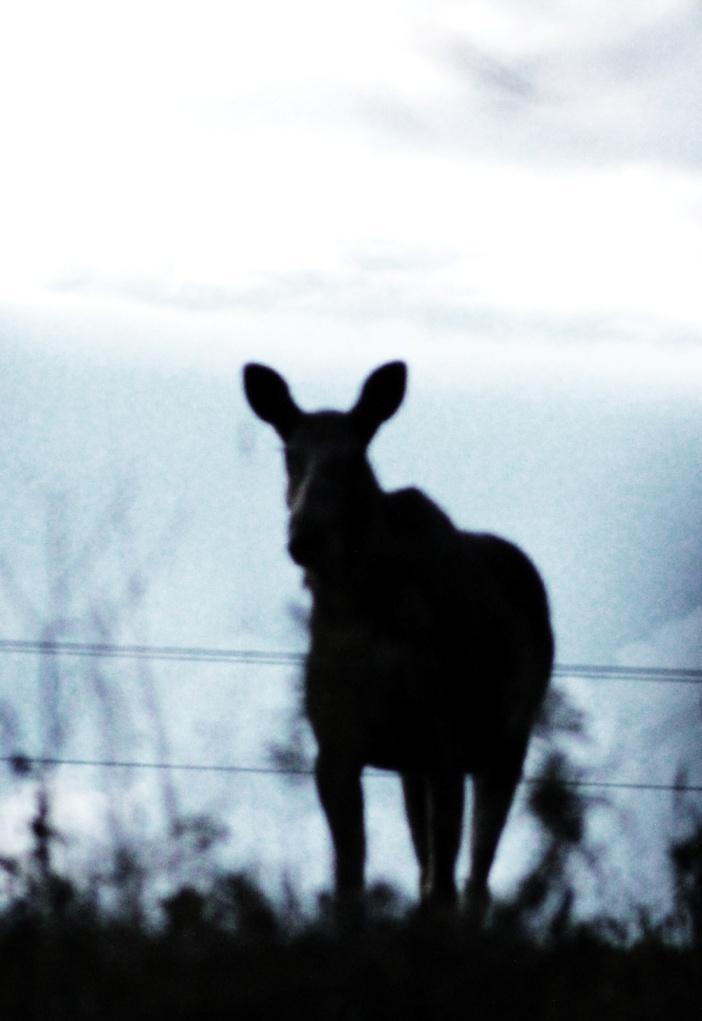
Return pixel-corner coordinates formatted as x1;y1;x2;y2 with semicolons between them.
243;361;553;911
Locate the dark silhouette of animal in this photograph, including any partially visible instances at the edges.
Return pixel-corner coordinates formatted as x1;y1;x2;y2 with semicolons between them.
243;361;553;914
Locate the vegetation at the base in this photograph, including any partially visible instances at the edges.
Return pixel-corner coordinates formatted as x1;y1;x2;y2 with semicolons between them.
1;761;700;1021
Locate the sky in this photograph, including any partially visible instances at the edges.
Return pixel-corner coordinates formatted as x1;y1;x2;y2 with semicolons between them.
1;0;701;916
2;0;702;355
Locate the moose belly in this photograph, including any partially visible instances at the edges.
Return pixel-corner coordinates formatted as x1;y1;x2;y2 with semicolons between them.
304;635;493;774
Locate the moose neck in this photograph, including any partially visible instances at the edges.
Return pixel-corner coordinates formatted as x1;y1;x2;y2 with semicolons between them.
302;461;387;611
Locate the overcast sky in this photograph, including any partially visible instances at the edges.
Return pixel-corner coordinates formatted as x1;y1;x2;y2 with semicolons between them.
1;0;701;915
2;0;702;360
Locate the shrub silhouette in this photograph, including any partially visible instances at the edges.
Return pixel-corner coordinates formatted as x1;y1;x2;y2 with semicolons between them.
0;782;700;1020
671;817;702;946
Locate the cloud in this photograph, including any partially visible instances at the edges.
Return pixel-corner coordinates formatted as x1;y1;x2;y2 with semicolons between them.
618;607;702;670
50;233;702;362
5;0;702;352
406;1;702;168
609;609;702;780
436;38;539;104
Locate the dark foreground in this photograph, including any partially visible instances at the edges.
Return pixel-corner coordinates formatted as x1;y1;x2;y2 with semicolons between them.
1;881;699;1021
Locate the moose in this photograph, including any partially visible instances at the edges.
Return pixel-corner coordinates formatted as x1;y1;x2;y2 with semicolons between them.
243;361;553;914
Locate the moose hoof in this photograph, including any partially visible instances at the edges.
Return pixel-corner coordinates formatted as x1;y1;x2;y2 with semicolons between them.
464;880;491;926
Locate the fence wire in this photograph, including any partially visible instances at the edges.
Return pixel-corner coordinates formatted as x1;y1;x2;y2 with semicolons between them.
1;637;700;794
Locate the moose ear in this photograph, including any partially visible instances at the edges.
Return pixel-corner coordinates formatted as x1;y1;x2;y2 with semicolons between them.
242;363;303;440
350;361;407;444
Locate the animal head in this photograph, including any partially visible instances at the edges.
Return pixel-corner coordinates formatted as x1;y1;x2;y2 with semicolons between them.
242;362;406;576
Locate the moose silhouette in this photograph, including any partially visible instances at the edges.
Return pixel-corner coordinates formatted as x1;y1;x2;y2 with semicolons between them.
243;361;553;914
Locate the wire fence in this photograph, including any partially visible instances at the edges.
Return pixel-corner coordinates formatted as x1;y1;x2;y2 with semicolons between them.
1;637;700;795
1;638;701;685
0;753;701;793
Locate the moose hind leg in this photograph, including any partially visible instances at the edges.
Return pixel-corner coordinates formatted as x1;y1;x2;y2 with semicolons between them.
401;773;431;899
315;752;365;898
466;760;523;917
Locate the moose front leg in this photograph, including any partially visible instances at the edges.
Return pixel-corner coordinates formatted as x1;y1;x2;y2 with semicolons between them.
315;751;365;899
402;771;464;906
428;770;465;906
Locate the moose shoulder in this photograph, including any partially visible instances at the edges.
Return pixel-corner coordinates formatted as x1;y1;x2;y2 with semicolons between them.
242;361;553;914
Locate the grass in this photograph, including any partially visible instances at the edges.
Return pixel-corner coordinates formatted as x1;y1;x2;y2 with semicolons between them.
1;874;699;1021
0;782;700;1021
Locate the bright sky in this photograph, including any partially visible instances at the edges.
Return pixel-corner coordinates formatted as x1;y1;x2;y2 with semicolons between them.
2;0;702;374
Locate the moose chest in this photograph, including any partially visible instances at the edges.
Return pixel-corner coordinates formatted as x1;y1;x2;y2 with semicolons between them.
302;587;473;771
